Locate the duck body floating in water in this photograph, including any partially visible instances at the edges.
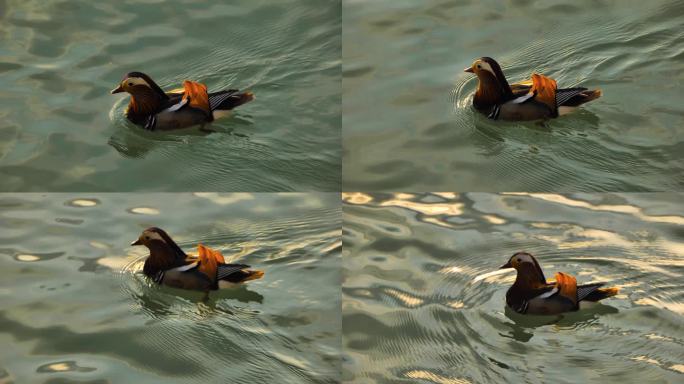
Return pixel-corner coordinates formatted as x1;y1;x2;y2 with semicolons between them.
131;227;264;291
500;252;618;315
112;72;254;131
464;57;601;121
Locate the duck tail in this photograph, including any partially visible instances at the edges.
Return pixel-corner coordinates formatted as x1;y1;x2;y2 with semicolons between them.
561;88;602;107
241;269;264;282
209;90;254;111
582;286;618;302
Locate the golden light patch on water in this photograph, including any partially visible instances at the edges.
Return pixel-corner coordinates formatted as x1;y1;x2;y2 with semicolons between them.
321;239;342;254
193;192;255;205
618;258;680;278
66;165;96;179
635;298;684;315
658;241;684;258
511;193;684;225
89;241;109;249
265;230;342;262
439;266;463;274
44;363;71;372
240;325;272;335
669;364;684;373
645;333;673;341
394;193;415;199
128;207;160;215
538;228;632;250
447;301;465;309
68;198;99;207
16;254;40;261
352;289;374;298
271;351;312;372
384;288;424;307
422;217;454;228
380;199;463;216
631;355;661;366
97;257;130;270
613;281;642;289
472;268;513;283
577;267;598;276
342;192;373;205
404;370;471;384
483;215;506;224
433;192;458;199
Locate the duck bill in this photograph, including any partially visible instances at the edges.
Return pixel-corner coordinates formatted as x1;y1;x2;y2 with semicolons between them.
463;66;474;73
111;85;124;94
130;239;142;246
499;261;513;269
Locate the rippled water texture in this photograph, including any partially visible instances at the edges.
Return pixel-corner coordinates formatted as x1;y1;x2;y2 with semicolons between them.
0;193;341;383
0;0;341;191
343;0;684;191
343;192;684;383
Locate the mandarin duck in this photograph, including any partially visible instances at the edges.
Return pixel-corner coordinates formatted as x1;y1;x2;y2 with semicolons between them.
500;252;618;315
464;57;601;121
111;72;254;131
131;227;264;291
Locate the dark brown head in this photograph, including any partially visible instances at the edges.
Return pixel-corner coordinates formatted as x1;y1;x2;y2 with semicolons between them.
131;227;187;275
500;252;547;286
111;72;168;99
464;57;513;103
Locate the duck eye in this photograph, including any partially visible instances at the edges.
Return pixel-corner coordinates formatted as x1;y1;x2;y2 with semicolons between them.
516;258;521;262
144;236;150;240
476;64;481;69
127;82;133;86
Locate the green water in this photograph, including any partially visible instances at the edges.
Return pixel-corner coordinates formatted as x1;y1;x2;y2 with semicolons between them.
343;0;684;191
0;193;341;383
343;192;684;383
0;0;341;191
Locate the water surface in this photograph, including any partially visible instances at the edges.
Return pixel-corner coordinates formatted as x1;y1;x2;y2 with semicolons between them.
343;192;684;383
0;0;341;191
0;193;341;383
343;0;684;191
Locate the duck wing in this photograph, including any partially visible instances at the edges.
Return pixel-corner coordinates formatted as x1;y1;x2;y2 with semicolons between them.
514;274;578;314
506;283;556;314
216;263;252;280
195;244;226;283
509;80;532;97
552;272;578;306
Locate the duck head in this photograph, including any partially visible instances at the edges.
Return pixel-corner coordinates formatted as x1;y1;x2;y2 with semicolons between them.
111;72;165;96
464;57;513;106
500;252;547;287
131;227;187;276
111;72;168;115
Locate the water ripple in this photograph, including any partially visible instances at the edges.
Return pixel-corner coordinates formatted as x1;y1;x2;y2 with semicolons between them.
343;192;684;382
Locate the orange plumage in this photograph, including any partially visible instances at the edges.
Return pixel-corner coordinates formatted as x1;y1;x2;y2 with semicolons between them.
554;272;578;305
530;73;557;111
197;244;226;283
182;80;210;114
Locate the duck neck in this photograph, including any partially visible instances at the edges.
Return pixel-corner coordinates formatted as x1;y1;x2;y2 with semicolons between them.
129;88;164;116
474;72;511;108
143;241;186;277
512;263;547;291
